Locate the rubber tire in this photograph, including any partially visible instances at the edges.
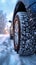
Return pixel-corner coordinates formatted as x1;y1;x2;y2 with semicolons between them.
14;12;35;56
28;12;36;54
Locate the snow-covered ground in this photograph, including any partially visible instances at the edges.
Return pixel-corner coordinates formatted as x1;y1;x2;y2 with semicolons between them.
0;34;9;44
0;34;36;65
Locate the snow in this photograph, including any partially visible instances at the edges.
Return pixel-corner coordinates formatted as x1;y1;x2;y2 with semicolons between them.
0;34;9;44
0;34;36;65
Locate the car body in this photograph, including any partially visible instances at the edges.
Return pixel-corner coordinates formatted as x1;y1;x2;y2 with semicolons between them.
13;0;36;20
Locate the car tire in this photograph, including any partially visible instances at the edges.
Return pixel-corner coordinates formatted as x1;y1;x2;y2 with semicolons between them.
13;12;35;55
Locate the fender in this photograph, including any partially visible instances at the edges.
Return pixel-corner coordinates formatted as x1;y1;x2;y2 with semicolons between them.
13;0;36;21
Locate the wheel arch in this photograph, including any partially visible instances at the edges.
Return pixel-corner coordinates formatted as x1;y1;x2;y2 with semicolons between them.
13;1;27;21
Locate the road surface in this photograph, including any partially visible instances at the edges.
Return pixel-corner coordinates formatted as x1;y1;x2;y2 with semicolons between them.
0;34;36;65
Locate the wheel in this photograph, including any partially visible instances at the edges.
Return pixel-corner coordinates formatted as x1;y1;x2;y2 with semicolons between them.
10;26;13;39
13;15;20;52
10;35;13;39
13;12;35;55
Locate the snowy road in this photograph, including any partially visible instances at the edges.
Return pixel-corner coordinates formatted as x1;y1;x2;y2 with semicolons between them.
0;34;36;65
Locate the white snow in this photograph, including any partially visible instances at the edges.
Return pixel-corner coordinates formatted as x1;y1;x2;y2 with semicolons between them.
0;34;9;44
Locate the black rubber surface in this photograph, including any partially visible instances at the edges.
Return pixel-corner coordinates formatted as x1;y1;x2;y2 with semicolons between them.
14;12;36;55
